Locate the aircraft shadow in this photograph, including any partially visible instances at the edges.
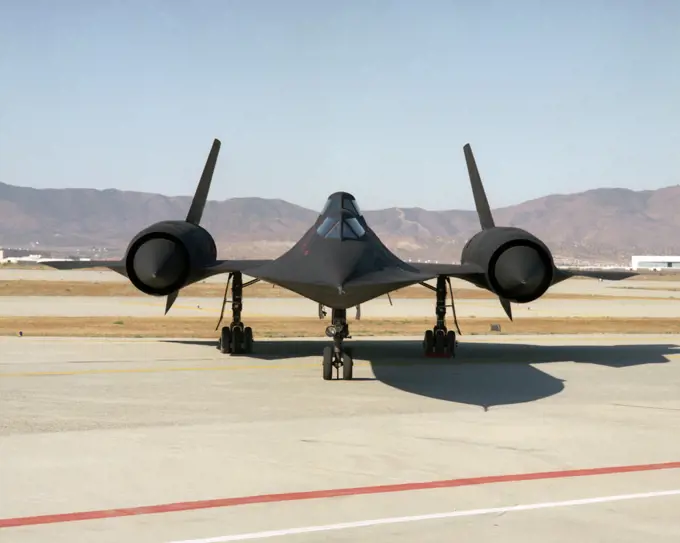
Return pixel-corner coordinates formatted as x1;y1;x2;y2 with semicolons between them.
163;338;679;408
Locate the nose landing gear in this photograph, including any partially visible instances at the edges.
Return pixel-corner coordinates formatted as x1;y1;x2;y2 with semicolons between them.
322;308;354;380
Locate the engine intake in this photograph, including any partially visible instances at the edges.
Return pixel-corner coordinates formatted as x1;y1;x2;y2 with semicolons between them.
124;221;217;296
488;240;553;303
461;227;554;303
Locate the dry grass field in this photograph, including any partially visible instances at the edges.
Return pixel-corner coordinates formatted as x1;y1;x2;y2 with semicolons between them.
3;316;680;338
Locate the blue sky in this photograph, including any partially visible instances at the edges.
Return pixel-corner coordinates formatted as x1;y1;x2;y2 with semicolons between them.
1;0;679;211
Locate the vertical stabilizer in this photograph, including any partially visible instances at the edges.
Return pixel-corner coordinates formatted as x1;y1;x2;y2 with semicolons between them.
168;138;222;312
186;139;221;225
463;143;514;321
463;143;495;230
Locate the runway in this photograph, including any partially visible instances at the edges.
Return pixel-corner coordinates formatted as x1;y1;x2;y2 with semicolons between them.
2;334;680;542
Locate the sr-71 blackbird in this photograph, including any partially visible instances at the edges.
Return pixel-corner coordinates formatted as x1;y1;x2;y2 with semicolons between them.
45;139;637;380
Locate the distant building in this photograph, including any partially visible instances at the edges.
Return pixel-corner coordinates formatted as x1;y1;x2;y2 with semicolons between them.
0;248;36;259
631;255;680;271
0;247;59;263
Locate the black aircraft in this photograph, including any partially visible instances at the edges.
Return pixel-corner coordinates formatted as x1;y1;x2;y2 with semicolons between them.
45;139;637;380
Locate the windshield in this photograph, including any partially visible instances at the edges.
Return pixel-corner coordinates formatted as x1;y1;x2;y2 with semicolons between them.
343;217;365;239
318;194;362;218
342;198;361;216
317;217;340;238
316;216;366;240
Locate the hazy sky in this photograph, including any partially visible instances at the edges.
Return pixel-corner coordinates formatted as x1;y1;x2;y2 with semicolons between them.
1;0;679;211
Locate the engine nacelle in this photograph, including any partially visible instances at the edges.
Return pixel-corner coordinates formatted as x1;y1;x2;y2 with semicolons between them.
461;227;554;303
123;221;217;296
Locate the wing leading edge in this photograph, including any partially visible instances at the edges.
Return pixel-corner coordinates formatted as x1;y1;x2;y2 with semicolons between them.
43;258;274;277
553;267;637;283
408;262;486;284
42;259;128;276
413;262;637;284
204;259;274;277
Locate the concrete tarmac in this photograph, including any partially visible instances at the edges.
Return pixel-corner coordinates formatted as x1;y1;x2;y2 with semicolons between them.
1;334;679;542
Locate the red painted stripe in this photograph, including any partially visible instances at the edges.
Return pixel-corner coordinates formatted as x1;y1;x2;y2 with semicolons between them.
1;461;679;529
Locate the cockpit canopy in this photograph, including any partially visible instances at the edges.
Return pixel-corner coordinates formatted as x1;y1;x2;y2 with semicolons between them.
316;192;366;240
316;215;366;240
319;192;362;218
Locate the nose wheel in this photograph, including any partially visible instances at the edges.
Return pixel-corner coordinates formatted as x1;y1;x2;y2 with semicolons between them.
322;309;354;380
322;346;354;380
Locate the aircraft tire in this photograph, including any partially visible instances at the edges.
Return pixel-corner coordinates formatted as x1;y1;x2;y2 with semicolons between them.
435;331;446;354
231;326;243;355
322;346;333;380
446;330;456;358
219;327;232;354
423;330;434;354
342;351;353;380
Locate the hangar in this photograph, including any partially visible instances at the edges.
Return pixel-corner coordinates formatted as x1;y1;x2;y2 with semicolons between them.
631;255;680;271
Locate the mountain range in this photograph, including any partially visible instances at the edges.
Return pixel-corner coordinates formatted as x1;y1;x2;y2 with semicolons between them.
1;181;680;264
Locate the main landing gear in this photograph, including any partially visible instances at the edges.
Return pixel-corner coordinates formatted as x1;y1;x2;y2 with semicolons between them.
216;272;258;355
321;308;354;380
420;276;459;358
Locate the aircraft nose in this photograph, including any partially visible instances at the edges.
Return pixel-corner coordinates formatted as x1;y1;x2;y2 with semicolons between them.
132;238;185;290
493;245;548;298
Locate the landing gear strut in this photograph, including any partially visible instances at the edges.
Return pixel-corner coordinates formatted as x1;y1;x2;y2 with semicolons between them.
216;272;256;355
322;308;354;380
421;276;458;357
